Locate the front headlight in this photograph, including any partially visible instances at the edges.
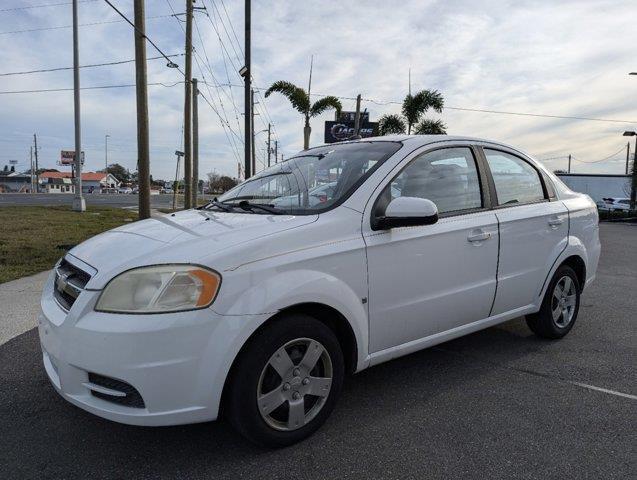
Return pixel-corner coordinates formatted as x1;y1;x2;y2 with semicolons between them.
95;265;221;314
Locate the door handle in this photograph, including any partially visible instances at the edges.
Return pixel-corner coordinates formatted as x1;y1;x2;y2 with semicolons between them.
467;231;491;243
548;218;564;228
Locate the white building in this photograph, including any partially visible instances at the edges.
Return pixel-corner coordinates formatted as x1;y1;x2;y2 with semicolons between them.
39;171;121;193
555;173;631;202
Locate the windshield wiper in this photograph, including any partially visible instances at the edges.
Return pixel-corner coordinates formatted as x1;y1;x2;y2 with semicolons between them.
202;200;234;212
236;200;284;215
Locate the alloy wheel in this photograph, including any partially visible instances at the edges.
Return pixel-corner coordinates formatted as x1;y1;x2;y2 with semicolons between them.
551;275;577;328
257;338;333;431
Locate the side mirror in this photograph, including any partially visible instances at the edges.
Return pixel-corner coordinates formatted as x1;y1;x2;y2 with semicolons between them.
373;197;439;230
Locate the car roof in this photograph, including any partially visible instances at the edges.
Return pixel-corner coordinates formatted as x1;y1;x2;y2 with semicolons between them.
361;134;518;148
324;134;523;153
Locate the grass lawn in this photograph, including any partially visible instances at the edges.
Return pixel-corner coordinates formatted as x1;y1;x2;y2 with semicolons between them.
0;206;137;284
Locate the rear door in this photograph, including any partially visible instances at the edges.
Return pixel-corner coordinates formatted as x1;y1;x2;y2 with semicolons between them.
481;147;568;315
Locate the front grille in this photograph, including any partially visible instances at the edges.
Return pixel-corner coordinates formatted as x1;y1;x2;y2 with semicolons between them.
53;258;90;311
88;372;146;409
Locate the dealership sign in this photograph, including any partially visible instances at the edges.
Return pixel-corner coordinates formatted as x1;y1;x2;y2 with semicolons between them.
324;121;378;143
324;111;378;143
59;150;85;165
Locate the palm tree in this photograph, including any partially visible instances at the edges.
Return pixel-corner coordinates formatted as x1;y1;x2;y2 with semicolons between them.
378;89;446;136
265;81;342;150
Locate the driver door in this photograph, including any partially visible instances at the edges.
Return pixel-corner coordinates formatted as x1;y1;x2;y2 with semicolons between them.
363;145;499;353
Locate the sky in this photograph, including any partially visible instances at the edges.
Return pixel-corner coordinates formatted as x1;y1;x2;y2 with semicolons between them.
1;0;636;181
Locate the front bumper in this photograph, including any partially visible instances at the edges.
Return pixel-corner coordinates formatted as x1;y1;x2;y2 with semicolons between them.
38;270;269;426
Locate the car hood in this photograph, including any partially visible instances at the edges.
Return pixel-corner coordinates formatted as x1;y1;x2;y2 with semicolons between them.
69;209;317;289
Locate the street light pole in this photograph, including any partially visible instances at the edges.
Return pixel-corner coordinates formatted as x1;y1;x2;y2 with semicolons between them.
622;130;637;210
71;0;85;211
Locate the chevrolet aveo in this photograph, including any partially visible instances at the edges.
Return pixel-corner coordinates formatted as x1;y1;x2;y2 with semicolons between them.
39;136;600;446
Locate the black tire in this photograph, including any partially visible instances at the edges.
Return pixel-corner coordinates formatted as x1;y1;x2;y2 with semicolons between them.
225;313;344;447
526;265;581;339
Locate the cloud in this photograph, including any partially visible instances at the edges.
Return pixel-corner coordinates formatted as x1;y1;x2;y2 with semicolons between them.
0;0;635;180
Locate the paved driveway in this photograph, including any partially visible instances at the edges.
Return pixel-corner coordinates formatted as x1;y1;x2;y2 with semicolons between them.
0;224;635;479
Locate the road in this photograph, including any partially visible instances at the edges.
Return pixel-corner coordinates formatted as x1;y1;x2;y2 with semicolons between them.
0;193;213;209
0;224;635;479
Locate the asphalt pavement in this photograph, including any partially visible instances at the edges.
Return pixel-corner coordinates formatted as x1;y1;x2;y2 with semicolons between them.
0;223;635;479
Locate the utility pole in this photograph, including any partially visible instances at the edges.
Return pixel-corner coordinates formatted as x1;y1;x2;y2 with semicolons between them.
353;93;362;138
626;142;631;175
243;0;251;179
567;154;572;174
105;134;110;172
173;150;184;210
33;134;39;192
183;0;193;208
274;140;278;163
71;0;85;211
251;88;256;175
133;0;151;219
191;77;199;206
30;146;34;192
266;123;271;167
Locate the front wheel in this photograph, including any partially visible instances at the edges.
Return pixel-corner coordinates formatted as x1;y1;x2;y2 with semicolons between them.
225;314;344;447
526;265;580;339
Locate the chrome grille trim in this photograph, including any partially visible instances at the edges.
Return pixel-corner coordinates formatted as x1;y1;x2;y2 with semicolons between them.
53;258;91;311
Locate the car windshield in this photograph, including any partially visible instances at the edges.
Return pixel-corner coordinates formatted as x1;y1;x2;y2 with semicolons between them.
217;141;402;214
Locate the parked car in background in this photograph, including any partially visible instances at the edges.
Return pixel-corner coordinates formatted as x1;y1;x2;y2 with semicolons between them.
39;136;600;447
118;187;133;194
271;181;338;208
598;197;630;211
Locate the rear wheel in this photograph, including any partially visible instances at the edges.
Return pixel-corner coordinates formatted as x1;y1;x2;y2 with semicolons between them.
225;314;344;447
526;265;580;339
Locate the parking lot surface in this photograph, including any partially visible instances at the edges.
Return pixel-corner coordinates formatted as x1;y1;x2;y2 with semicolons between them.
0;223;635;479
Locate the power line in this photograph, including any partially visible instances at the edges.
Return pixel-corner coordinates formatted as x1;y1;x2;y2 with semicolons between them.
0;0;98;13
0;81;184;95
0;14;173;35
0;54;183;77
102;1;182;73
196;4;243;134
216;83;637;126
192;16;244;152
572;146;627;164
218;0;243;56
202;0;242;67
164;0;243;164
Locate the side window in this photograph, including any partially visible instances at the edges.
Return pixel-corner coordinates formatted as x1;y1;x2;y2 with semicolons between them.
377;147;482;216
484;149;545;205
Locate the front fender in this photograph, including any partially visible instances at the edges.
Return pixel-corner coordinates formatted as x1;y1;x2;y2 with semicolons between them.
214;269;370;371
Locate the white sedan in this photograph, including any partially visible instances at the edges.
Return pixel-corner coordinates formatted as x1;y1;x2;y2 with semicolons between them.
599;197;630;211
38;136;600;447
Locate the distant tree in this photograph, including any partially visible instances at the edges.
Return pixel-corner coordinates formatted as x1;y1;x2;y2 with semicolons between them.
105;163;129;183
379;89;446;136
207;172;238;194
265;80;342;149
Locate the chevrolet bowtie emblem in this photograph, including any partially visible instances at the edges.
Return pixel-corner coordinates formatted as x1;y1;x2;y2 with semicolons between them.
56;271;69;292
